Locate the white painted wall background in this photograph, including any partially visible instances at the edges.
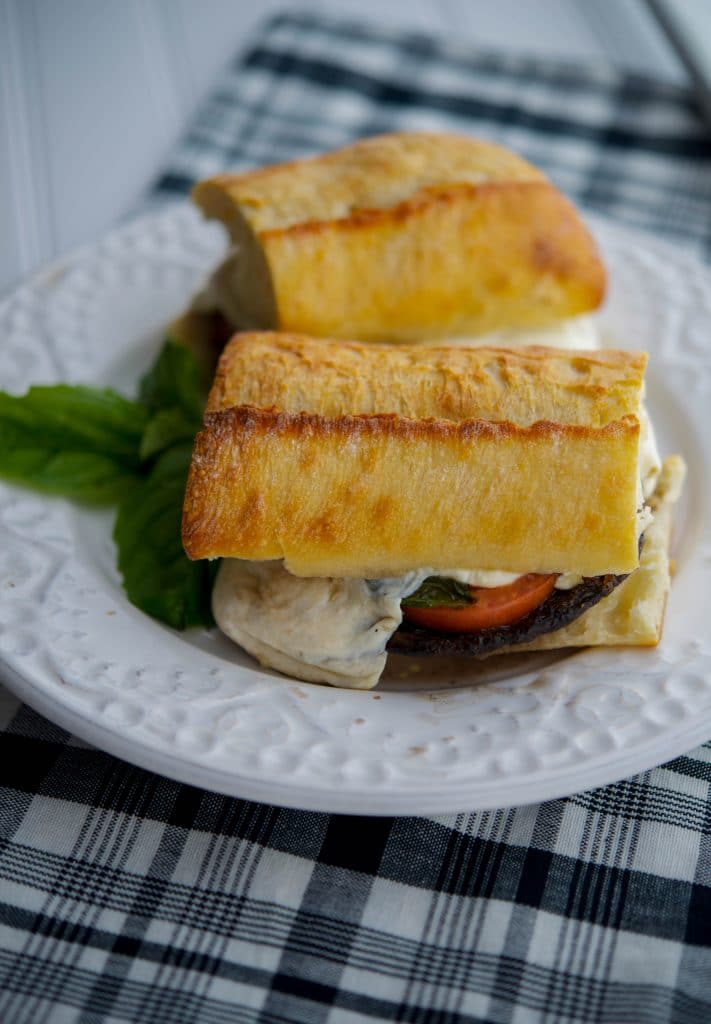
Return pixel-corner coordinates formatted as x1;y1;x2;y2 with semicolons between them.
0;0;689;294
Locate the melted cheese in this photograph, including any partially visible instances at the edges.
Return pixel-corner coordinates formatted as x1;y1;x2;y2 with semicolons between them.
212;560;423;689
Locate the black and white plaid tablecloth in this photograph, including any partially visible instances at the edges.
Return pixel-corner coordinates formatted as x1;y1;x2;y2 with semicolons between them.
2;11;711;1023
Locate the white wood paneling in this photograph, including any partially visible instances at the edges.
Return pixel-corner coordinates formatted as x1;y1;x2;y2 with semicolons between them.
0;0;55;288
0;0;686;294
20;0;184;260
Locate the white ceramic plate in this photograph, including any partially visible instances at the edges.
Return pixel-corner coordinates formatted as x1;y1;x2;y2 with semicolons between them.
0;204;709;815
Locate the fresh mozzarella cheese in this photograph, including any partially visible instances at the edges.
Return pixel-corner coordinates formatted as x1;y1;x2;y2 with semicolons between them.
426;314;600;351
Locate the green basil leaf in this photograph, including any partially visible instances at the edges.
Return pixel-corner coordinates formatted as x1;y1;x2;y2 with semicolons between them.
0;341;214;623
139;406;200;461
0;448;139;504
0;386;147;462
0;386;146;503
401;577;475;609
139;340;209;422
113;442;215;630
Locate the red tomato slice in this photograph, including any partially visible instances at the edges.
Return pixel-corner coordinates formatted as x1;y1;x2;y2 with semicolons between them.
403;574;557;632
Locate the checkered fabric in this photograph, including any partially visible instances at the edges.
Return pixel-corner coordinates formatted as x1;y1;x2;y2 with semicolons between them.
2;10;711;1023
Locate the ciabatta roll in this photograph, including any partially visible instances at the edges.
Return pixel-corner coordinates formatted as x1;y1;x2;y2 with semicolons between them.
191;133;605;343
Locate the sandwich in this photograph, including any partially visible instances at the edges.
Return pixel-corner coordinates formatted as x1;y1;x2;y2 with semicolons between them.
182;132;606;354
182;333;685;689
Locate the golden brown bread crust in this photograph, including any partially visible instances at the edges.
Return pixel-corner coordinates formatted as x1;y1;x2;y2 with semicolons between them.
197;133;546;231
182;405;641;578
192;133;605;341
209;333;646;427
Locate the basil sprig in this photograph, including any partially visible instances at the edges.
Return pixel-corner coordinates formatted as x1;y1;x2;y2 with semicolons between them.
0;339;214;629
0;386;147;504
401;577;475;609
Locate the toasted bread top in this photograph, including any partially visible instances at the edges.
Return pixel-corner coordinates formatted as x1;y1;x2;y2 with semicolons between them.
209;332;645;427
183;335;645;577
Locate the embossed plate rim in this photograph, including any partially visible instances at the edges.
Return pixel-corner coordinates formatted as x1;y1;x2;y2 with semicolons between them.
0;202;709;814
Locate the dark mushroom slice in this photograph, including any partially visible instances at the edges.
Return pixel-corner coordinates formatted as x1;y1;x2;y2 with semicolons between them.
387;568;629;657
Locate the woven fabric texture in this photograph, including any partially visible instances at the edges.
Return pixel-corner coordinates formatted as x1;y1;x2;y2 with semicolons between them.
2;11;711;1024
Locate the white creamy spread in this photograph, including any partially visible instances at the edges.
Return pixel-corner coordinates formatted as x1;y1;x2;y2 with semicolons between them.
639;403;661;499
401;566;583;590
429;315;600;351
